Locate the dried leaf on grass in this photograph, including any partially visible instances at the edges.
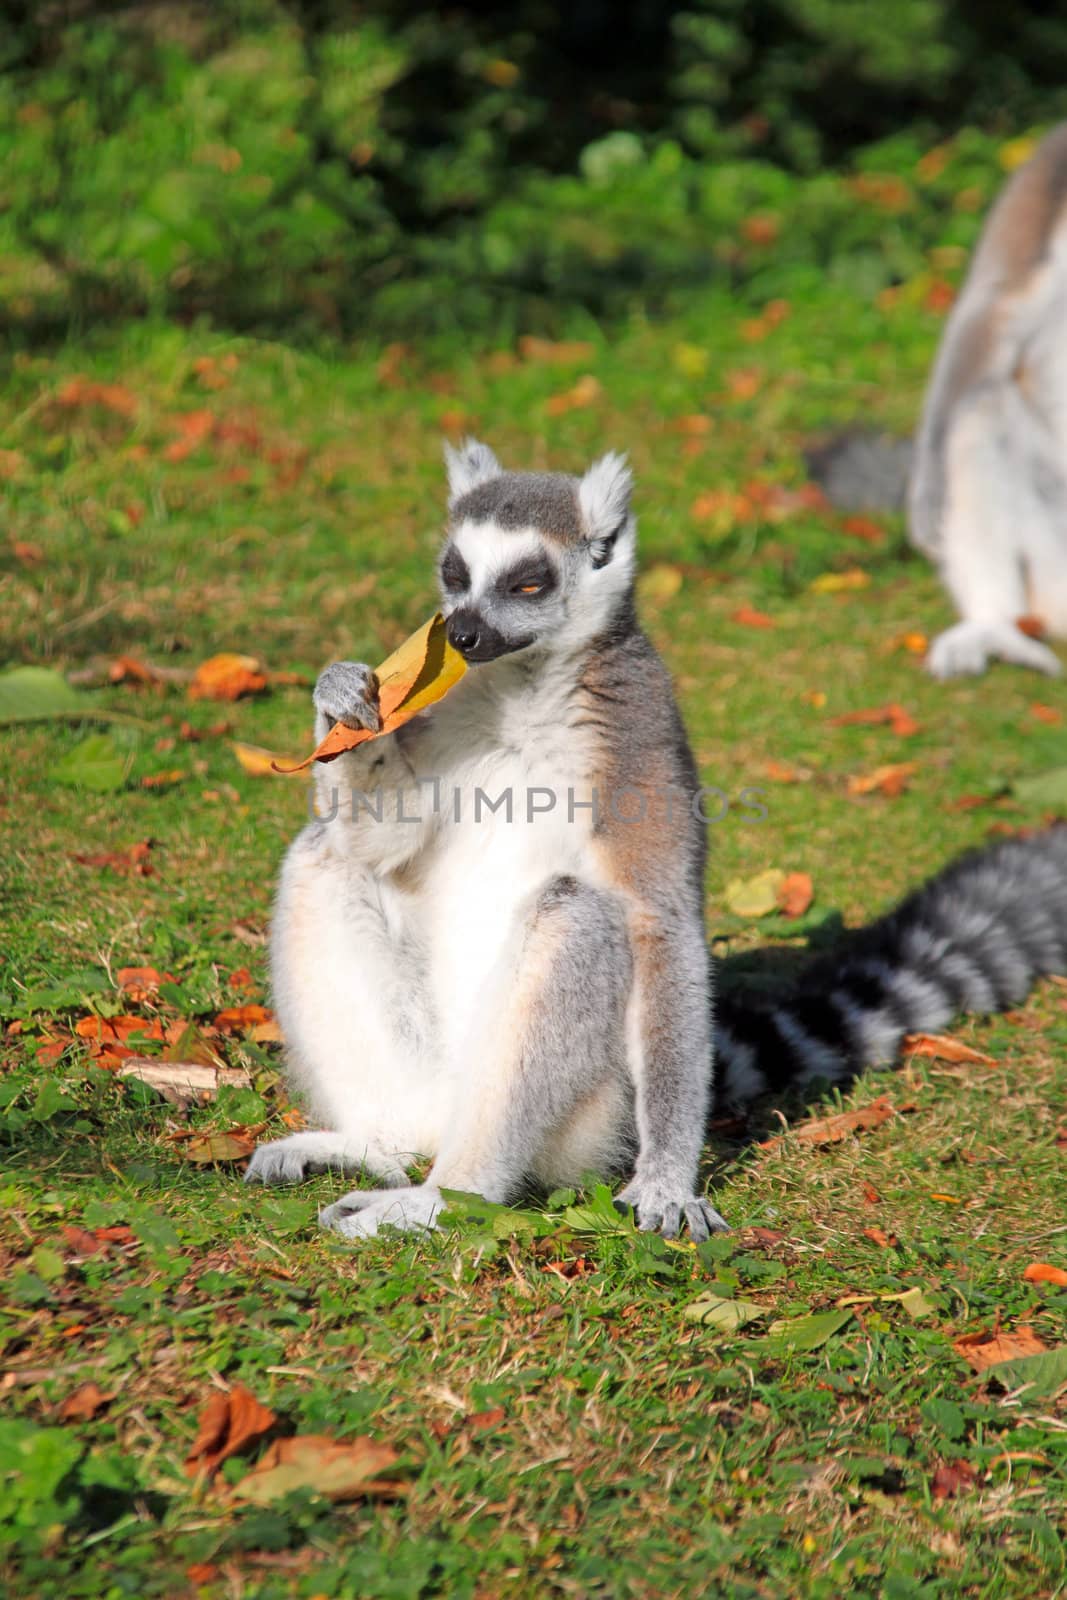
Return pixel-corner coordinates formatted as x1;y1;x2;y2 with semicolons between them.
117;966;175;1000
189;654;268;702
230;1434;407;1504
72;839;155;876
119;1059;252;1109
777;871;813;918
903;1033;995;1066
952;1325;1048;1373
730;604;775;629
931;1460;978;1500
847;761;917;798
829;702;919;736
278;613;467;773
58;1382;115;1423
1023;1262;1067;1286
724;868;812;919
180;1130;260;1165
185;1384;276;1478
808;568;870;594
761;1095;901;1150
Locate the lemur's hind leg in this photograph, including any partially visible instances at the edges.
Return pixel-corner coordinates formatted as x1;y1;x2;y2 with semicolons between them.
319;876;637;1239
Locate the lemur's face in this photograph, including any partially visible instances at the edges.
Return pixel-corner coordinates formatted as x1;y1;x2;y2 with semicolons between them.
438;441;636;665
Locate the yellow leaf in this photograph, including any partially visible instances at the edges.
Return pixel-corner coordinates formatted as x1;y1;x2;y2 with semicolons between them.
232;741;299;777
636;563;684;606
808;568;871;594
999;136;1036;173
672;343;709;379
724;868;786;918
276;613;467;774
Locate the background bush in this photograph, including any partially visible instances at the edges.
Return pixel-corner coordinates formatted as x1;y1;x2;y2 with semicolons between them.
2;1;1066;338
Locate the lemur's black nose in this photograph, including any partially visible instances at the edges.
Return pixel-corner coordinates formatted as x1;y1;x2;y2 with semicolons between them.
447;610;481;657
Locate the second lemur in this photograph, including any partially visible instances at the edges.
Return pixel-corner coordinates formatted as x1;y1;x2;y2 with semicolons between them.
246;441;1067;1238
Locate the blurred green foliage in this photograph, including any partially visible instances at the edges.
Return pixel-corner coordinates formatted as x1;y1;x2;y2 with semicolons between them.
2;1;1066;338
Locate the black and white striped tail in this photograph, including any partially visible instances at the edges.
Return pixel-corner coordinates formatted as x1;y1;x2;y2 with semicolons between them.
714;826;1067;1103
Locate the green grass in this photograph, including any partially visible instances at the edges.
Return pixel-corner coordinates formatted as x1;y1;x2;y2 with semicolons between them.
2;265;1066;1599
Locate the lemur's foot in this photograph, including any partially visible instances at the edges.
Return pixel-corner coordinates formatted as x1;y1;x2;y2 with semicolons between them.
319;1183;444;1239
313;661;382;731
614;1176;729;1241
244;1131;407;1188
927;620;1061;679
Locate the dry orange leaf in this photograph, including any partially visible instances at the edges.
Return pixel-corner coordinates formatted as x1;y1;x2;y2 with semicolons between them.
952;1325;1048;1373
213;1003;274;1034
185;1383;277;1478
71;839;154;876
847;761;917;798
777;871;814;918
277;613;467;773
189;653;268;702
230;1433;406;1504
117;966;175;1000
58;1382;114;1423
809;567;870;594
763;759;812;784
931;1460;977;1500
731;604;775;629
1023;1262;1067;1286
108;655;167;687
829;702;919;736
903;1033;996;1066
1029;703;1063;726
863;1226;897;1249
545;374;602;416
841;515;886;544
761;1094;899;1149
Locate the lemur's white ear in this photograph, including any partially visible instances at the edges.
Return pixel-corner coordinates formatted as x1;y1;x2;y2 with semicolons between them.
444;438;502;505
578;451;633;543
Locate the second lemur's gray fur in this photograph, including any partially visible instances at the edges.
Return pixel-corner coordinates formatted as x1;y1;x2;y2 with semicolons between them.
246;440;1067;1241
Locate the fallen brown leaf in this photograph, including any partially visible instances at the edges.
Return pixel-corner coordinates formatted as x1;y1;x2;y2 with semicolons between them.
731;604;775;629
108;655;168;688
58;1382;114;1423
953;1325;1048;1373
777;871;813;918
761;1095;899;1150
763;759;813;784
841;515;886;544
931;1460;977;1500
189;653;268;702
181;1130;259;1165
544;375;602;416
213;1003;274;1034
71;839;154;876
1029;702;1063;726
117;966;175;1001
277;613;467;773
829;702;919;736
846;761;917;798
61;1225;109;1257
230;1434;406;1504
863;1226;898;1249
140;768;186;790
903;1033;995;1066
1023;1262;1067;1287
185;1383;277;1478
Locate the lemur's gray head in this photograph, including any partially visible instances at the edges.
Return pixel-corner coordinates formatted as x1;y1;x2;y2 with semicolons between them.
438;439;636;664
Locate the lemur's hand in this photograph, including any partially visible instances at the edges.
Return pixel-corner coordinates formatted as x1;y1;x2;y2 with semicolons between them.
615;1175;730;1242
313;661;381;732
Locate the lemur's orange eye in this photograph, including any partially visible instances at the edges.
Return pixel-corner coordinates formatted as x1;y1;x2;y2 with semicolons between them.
518;584;541;595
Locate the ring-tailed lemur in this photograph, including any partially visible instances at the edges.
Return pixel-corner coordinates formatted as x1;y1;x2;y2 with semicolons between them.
245;440;1067;1240
908;122;1067;679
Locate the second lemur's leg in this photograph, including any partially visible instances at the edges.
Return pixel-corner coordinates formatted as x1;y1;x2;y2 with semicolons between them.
319;876;638;1239
928;389;1062;678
